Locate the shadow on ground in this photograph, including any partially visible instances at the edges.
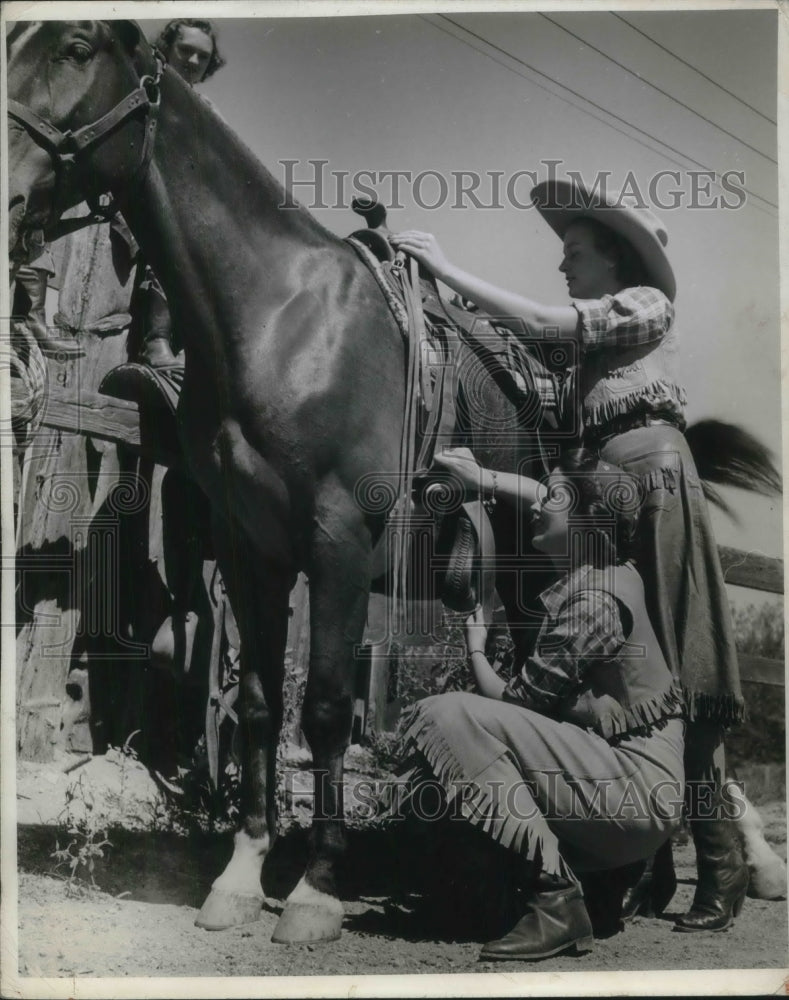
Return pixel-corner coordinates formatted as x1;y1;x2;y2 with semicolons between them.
18;818;532;941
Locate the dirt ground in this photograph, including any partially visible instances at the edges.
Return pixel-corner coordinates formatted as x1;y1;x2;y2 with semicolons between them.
10;755;789;982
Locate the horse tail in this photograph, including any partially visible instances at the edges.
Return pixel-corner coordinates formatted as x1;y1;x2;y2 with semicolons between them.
685;419;781;519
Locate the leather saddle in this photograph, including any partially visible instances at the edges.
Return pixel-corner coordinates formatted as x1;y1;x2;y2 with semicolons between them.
349;198;561;618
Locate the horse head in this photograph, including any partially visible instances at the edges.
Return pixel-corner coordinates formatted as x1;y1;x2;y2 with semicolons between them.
7;20;155;263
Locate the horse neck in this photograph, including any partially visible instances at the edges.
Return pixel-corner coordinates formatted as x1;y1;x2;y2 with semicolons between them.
119;70;337;361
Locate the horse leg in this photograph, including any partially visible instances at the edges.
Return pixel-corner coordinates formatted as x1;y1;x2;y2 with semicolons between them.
272;503;371;943
196;516;291;930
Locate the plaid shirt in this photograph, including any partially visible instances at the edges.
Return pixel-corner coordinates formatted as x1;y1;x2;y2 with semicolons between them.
574;286;674;351
503;564;626;714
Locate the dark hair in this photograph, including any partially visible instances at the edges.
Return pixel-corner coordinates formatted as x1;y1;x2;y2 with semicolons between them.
155;19;226;80
574;217;648;288
554;448;641;567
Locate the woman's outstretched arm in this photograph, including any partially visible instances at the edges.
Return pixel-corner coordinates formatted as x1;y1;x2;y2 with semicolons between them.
432;448;542;508
389;230;579;340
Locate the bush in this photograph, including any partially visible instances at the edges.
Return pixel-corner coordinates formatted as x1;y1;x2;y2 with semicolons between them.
731;601;785;660
727;600;785;767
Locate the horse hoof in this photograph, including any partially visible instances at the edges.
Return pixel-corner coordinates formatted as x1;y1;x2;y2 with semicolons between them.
271;904;343;943
195;889;264;930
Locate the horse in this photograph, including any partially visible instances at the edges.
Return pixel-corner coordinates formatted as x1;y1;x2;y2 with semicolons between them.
8;20;782;943
7;19;563;943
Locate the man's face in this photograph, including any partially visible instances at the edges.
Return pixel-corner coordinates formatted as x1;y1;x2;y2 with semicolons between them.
168;26;213;86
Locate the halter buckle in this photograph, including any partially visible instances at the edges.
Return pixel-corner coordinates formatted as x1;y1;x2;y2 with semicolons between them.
140;73;161;110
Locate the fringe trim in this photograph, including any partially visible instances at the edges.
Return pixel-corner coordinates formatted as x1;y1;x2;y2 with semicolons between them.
345;237;410;338
598;460;682;497
592;683;686;741
639;465;680;494
395;704;574;881
682;686;747;727
585;380;687;428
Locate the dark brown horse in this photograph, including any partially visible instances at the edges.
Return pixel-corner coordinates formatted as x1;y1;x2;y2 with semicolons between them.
8;20;781;943
7;20;558;942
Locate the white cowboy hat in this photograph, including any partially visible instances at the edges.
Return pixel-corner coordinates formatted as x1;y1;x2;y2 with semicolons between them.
531;179;676;302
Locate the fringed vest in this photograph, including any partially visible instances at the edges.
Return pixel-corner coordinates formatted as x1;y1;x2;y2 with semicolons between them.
559;562;684;740
581;319;687;430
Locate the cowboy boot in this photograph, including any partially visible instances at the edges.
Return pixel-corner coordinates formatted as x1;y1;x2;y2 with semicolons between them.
578;865;631;937
674;806;748;932
479;878;594;961
621;839;677;921
13;264;83;357
138;280;179;368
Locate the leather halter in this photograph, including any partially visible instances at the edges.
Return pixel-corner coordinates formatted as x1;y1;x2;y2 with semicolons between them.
8;54;163;242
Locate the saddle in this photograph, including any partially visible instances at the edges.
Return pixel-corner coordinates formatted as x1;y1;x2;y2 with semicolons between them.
348;201;562;619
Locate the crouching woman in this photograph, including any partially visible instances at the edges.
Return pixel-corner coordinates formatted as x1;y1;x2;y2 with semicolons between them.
400;449;686;961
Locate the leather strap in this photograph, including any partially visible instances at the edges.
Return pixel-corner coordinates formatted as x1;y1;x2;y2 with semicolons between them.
8;60;162;241
9;82;152;156
386;254;424;625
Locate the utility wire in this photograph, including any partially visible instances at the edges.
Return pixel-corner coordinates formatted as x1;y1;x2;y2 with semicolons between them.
613;12;776;127
420;15;694;175
430;13;777;213
540;12;776;165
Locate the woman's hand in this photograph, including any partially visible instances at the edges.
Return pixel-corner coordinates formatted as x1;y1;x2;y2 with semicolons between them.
433;447;486;497
465;604;488;656
389;230;452;279
465;605;506;700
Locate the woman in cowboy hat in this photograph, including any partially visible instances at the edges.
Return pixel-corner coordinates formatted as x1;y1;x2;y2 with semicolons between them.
390;180;754;933
397;449;686;961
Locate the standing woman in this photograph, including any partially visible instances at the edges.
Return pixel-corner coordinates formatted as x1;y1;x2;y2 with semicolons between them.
391;180;772;931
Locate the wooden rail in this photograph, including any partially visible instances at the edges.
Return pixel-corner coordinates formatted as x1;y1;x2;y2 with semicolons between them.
43;384;141;447
719;546;785;596
40;384;181;467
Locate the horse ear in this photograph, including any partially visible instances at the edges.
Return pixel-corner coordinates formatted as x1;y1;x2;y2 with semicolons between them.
113;20;141;52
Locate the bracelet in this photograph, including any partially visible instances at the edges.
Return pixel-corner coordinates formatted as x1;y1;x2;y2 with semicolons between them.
468;649;486;659
483;470;497;513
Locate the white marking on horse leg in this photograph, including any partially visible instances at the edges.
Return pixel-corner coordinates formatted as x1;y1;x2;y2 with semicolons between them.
285;875;344;915
211;829;270;896
270;875;344;943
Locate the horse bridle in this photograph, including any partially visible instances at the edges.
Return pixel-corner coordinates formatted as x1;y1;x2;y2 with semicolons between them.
8;53;163;245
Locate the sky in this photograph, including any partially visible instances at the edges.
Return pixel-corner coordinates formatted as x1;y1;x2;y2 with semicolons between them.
137;6;782;562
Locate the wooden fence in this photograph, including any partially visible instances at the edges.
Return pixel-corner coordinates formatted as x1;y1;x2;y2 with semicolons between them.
718;546;784;688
